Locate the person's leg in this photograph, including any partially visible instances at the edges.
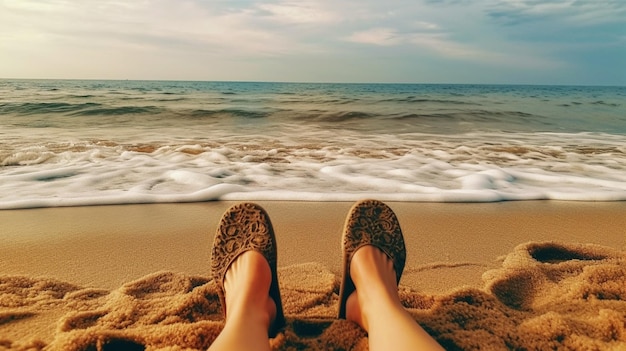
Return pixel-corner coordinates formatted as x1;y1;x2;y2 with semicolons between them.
208;251;277;351
345;246;444;351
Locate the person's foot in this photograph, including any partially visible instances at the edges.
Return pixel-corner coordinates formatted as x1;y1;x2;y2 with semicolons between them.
223;251;277;330
338;200;406;322
345;245;403;331
211;202;285;336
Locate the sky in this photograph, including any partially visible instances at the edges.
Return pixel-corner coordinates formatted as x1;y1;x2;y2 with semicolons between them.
1;0;625;85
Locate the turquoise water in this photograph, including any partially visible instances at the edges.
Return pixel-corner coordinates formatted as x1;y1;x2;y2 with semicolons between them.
1;80;625;208
2;80;625;134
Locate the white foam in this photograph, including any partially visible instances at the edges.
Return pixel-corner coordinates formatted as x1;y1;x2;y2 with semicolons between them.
1;127;626;209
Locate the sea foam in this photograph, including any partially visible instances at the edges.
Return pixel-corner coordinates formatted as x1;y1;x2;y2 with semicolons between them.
1;127;625;209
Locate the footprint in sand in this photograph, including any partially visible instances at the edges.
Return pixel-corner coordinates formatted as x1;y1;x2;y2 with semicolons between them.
527;242;609;264
484;242;624;311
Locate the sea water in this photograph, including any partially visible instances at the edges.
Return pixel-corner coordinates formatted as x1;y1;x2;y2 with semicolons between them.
1;79;625;209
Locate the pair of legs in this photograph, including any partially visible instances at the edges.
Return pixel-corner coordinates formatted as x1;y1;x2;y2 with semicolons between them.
209;203;443;351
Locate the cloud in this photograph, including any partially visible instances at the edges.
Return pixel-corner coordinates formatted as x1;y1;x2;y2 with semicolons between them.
345;28;402;46
488;0;626;26
0;0;623;84
413;21;440;30
0;0;327;57
256;1;339;24
344;26;561;70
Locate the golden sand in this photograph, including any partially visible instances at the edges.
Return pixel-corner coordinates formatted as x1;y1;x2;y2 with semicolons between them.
1;201;625;350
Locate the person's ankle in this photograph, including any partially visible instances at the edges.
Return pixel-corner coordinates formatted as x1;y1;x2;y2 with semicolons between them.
348;247;404;331
225;290;277;331
345;292;366;330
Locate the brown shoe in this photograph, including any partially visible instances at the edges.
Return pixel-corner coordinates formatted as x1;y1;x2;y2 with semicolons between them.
338;199;406;319
211;202;285;337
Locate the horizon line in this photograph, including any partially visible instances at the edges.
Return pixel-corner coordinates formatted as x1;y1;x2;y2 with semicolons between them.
1;77;624;88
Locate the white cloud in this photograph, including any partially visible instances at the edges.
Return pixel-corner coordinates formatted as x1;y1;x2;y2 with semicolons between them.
409;33;479;58
343;23;562;70
409;32;562;69
413;21;440;30
345;28;402;46
256;1;339;24
0;0;326;57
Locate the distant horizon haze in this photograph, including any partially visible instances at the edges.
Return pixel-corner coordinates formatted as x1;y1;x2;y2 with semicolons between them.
0;78;624;88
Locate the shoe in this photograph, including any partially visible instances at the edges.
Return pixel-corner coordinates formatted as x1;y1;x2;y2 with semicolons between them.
211;202;285;337
338;199;406;319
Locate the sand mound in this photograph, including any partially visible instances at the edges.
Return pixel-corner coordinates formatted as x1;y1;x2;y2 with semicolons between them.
1;242;625;350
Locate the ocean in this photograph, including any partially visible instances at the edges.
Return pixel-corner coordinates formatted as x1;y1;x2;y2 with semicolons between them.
1;79;625;209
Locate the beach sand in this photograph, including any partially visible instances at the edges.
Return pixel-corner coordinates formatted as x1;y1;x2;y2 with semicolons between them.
1;201;625;350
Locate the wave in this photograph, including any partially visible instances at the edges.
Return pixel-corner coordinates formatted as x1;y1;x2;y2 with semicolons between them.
173;108;270;120
1;131;625;209
308;111;376;122
69;106;163;116
183;108;529;124
394;110;537;121
0;102;163;117
591;100;621;107
0;102;101;115
71;94;95;98
380;97;479;105
2;80;625;134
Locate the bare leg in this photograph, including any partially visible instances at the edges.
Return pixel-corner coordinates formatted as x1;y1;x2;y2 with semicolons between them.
209;251;277;351
346;246;444;351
